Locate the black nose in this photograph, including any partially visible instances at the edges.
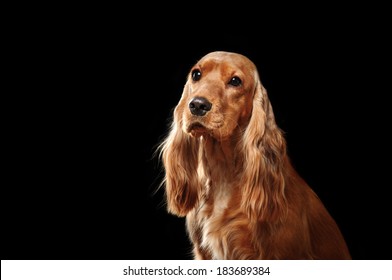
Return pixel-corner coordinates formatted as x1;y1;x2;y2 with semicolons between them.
189;97;212;116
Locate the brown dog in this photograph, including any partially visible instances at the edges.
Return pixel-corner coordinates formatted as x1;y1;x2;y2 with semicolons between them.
158;51;351;259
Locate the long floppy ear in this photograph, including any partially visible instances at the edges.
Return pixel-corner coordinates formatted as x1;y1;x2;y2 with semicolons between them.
158;83;201;217
241;77;288;223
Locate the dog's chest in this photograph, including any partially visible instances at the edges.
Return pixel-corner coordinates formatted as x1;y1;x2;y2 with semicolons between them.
197;185;232;259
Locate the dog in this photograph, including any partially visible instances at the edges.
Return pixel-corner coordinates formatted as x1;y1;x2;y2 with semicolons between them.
157;51;351;259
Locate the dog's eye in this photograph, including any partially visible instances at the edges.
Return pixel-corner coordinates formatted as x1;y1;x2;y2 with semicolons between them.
191;69;202;81
229;76;242;86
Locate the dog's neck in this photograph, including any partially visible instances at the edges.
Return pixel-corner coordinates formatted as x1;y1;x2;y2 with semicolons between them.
199;132;242;185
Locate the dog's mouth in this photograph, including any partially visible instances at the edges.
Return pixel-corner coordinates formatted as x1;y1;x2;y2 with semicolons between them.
187;120;231;140
188;122;206;132
187;122;210;138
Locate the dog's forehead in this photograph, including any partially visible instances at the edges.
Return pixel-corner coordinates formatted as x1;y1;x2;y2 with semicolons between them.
195;51;256;74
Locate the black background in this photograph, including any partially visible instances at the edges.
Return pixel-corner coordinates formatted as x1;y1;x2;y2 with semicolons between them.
3;4;391;260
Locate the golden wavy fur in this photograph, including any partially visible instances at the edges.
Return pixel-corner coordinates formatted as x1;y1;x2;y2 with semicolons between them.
157;51;351;259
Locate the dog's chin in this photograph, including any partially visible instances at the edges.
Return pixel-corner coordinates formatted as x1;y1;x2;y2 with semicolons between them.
187;122;210;138
187;122;233;141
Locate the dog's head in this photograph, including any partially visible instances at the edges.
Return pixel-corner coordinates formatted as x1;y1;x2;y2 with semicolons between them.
159;51;286;219
175;51;262;141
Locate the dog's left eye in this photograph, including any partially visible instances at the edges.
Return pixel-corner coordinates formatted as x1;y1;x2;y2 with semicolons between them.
229;76;242;86
191;69;202;81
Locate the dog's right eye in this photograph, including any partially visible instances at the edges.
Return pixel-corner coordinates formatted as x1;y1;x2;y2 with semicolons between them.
228;76;242;87
191;69;202;81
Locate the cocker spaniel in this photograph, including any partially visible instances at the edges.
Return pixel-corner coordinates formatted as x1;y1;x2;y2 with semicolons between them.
157;51;351;260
